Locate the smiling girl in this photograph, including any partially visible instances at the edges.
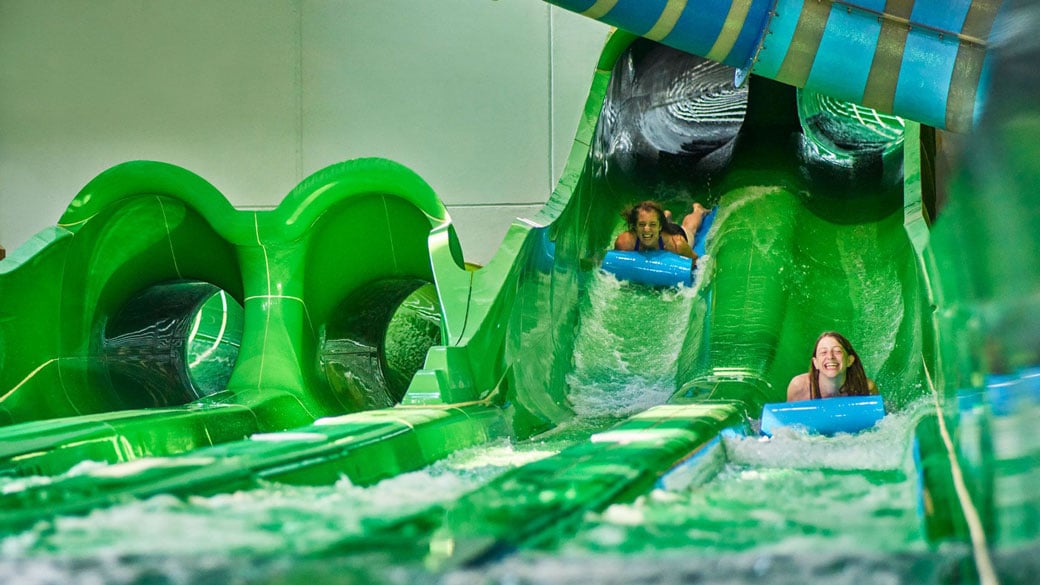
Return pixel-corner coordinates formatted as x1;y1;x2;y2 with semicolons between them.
613;200;704;261
786;331;878;401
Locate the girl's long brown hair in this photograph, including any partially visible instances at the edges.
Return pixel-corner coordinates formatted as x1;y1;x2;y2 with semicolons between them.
623;201;686;238
623;201;666;231
808;331;872;399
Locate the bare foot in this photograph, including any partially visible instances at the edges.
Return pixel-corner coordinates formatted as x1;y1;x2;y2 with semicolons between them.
681;203;709;241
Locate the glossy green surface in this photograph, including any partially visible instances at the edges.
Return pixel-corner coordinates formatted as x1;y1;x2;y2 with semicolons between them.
425;402;746;568
0;157;465;469
0;404;507;534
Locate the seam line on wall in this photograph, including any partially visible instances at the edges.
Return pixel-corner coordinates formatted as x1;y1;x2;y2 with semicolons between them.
447;203;548;209
295;0;304;183
548;6;556;197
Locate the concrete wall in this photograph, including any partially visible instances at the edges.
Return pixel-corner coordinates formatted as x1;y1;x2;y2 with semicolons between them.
0;0;610;265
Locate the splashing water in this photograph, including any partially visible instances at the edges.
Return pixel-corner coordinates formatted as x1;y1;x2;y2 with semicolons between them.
567;269;705;418
0;439;560;563
725;397;934;472
557;399;934;560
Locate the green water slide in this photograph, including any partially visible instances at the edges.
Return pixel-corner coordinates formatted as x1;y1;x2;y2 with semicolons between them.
0;15;1034;581
0;157;505;476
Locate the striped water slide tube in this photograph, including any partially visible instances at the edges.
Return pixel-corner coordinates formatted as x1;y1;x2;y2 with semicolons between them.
545;0;1007;133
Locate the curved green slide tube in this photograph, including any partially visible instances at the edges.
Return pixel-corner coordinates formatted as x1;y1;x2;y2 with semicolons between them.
0;157;483;474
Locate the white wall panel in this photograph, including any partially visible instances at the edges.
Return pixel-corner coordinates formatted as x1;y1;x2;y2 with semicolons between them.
0;0;609;264
0;1;301;238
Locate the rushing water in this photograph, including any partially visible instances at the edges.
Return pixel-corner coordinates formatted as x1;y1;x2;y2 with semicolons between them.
567;267;705;419
0;432;591;556
560;403;930;557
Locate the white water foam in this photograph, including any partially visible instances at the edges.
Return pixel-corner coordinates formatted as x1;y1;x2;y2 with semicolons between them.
0;438;559;561
724;396;934;472
567;268;705;418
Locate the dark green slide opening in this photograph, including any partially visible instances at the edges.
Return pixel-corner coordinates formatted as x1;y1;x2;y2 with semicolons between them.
320;279;442;410
102;280;244;408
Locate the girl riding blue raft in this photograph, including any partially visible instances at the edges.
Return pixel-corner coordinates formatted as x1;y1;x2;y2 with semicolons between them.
603;200;715;287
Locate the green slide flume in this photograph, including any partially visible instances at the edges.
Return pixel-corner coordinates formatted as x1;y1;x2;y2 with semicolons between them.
0;26;1031;582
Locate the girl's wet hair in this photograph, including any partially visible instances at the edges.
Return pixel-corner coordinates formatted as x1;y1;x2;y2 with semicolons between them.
807;331;872;399
623;201;666;231
622;201;686;238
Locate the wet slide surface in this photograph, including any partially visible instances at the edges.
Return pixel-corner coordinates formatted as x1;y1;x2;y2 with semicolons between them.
0;29;1035;585
397;37;936;573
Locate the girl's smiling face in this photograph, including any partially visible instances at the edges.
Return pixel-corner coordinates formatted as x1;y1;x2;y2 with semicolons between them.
812;335;854;379
635;209;663;248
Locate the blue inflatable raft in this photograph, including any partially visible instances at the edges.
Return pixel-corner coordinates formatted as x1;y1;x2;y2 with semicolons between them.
760;395;886;437
601;250;694;287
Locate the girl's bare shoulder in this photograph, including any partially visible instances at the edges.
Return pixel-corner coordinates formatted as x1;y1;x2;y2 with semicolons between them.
786;373;811;401
614;231;636;250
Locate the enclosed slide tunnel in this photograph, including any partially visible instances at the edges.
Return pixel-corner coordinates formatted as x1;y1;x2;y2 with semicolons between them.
545;0;1001;134
0;2;1035;581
